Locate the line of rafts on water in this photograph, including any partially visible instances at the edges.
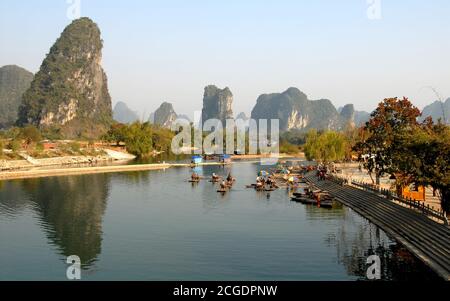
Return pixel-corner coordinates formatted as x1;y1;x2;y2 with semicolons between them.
245;165;312;192
189;172;236;194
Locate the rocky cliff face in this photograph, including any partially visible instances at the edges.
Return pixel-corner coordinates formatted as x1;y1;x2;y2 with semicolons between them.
0;65;34;129
153;102;178;128
17;18;112;138
251;87;356;132
339;104;356;128
113;101;139;124
201;85;233;127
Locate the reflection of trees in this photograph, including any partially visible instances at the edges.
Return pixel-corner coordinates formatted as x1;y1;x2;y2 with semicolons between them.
18;174;110;268
309;206;441;280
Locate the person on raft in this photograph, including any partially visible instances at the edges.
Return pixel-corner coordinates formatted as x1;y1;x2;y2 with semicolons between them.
255;177;264;189
226;173;233;182
266;176;277;189
212;173;219;181
191;172;200;181
220;180;227;190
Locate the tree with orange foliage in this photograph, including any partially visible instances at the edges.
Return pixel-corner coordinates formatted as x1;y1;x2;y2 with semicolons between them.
353;97;421;184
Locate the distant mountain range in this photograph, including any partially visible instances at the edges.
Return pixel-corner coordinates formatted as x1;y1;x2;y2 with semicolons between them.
338;106;371;126
419;99;450;124
113;101;140;124
251;87;359;132
1;18;448;136
113;100;193;128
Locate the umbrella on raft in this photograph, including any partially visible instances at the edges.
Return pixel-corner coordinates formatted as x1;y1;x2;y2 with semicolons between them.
258;170;269;177
288;176;299;183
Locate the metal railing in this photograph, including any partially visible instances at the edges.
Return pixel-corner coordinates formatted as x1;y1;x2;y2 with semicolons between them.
328;175;449;225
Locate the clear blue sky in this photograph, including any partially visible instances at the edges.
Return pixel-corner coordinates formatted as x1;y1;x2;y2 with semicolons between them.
1;0;449;118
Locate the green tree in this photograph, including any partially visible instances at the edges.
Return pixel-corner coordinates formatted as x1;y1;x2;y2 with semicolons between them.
69;142;81;153
20;125;42;145
102;123;128;146
304;129;348;163
151;126;175;153
8;139;21;153
393;120;450;208
124;122;153;157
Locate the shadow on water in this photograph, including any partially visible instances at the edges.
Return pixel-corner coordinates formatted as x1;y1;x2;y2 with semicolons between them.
0;174;111;269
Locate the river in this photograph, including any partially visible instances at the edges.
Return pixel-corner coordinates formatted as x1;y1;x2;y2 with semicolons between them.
0;161;439;280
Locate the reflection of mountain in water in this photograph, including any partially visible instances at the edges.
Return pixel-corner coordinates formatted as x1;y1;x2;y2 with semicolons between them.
305;205;440;280
1;174;111;268
0;180;31;218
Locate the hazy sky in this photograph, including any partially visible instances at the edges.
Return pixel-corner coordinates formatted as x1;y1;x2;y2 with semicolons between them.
1;0;449;118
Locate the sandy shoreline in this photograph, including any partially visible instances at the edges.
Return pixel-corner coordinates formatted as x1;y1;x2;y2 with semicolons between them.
0;162;235;181
0;154;301;181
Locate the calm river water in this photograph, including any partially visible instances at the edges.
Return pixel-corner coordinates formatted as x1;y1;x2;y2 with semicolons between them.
0;161;439;280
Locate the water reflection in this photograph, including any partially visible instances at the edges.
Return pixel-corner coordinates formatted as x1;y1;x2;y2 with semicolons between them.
305;205;441;280
114;170;151;185
0;161;442;280
0;174;110;269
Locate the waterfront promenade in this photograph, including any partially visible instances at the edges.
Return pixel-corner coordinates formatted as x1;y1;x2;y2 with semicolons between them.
305;172;450;280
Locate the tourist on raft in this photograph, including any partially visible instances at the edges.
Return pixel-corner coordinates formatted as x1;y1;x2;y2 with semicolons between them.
191;172;200;181
226;173;234;182
255;177;264;189
220;180;228;190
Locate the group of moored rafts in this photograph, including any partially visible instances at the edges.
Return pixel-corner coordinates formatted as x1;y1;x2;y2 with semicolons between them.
291;187;335;208
189;172;236;194
246;166;312;192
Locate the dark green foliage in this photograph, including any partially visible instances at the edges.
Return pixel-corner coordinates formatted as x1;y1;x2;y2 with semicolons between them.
103;122;175;158
392;121;450;207
69;142;81;153
8;139;21;152
281;130;307;145
102;123;128;146
0;65;34;129
19;125;42;145
123;122;153;157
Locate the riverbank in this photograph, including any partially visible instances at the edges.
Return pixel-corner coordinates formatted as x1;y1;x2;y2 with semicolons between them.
0;162;233;181
0;153;300;181
0;155;114;171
